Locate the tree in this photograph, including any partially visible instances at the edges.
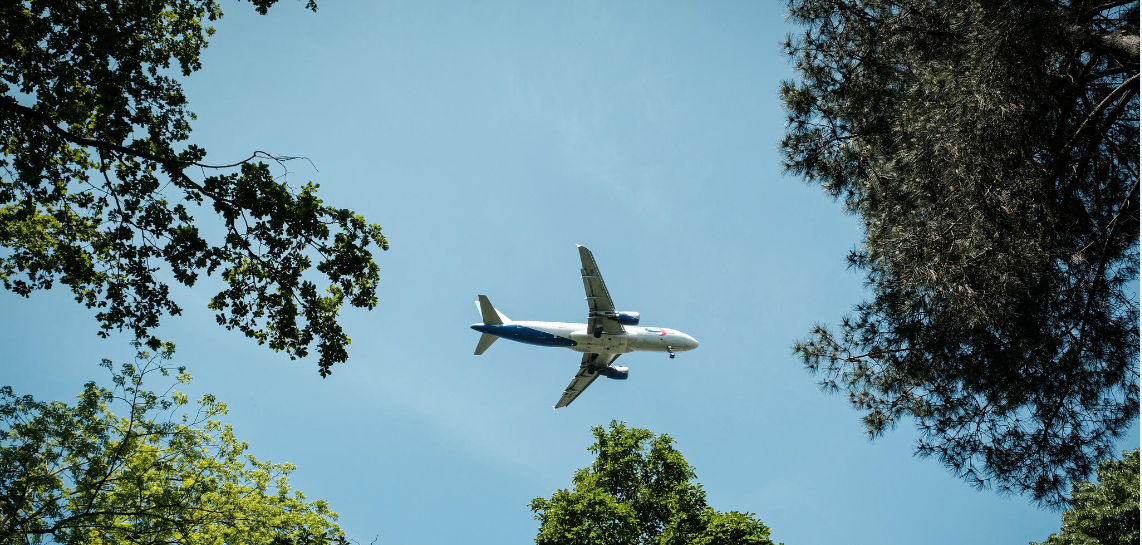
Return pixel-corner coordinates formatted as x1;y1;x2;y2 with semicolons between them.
530;422;779;545
781;0;1139;507
1035;449;1139;545
0;0;388;376
0;347;349;544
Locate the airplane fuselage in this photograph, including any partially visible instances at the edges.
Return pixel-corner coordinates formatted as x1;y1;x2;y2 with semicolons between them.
470;320;699;355
472;244;699;407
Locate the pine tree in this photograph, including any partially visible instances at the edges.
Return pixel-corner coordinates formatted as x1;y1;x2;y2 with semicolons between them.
782;0;1138;507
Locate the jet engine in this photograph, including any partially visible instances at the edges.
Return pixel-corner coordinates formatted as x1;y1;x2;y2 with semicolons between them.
597;366;629;380
614;311;640;325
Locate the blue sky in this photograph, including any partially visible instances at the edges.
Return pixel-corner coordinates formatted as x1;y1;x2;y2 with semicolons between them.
3;2;1138;544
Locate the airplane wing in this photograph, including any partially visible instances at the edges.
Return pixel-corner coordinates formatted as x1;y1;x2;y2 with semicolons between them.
578;245;625;336
554;352;621;408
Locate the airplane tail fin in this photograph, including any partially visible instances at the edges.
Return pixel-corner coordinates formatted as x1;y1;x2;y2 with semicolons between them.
473;295;509;356
475;294;510;325
474;333;498;355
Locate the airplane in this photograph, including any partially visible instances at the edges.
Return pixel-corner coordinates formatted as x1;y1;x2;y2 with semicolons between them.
470;244;699;408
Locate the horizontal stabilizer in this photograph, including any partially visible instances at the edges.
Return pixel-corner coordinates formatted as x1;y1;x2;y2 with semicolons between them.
474;333;498;355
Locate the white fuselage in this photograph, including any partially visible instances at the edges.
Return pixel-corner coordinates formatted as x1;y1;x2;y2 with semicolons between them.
470;319;699;354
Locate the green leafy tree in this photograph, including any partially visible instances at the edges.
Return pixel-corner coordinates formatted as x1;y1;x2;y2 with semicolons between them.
0;0;388;376
0;347;349;544
530;421;780;545
1036;449;1140;545
782;0;1139;506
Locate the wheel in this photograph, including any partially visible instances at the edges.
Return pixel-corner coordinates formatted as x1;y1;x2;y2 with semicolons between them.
669;353;675;359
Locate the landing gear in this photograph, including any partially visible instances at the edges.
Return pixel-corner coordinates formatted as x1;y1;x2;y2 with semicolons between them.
667;345;675;359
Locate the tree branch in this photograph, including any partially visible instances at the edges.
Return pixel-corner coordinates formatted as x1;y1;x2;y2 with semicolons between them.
1082;0;1138;19
1060;73;1140;154
0;98;285;173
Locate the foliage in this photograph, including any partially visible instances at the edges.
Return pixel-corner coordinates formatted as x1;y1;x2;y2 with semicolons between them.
0;347;348;544
782;0;1139;506
1035;449;1140;545
530;421;779;545
0;0;388;376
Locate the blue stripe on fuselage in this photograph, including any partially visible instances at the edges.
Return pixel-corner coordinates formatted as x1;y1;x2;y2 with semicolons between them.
470;324;576;347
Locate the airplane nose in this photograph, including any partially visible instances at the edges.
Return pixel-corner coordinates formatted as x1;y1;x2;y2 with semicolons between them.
685;335;699;349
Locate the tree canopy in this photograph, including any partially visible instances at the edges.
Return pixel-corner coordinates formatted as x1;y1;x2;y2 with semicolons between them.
530;421;779;545
0;0;387;376
782;0;1139;506
1036;449;1140;545
0;348;348;544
